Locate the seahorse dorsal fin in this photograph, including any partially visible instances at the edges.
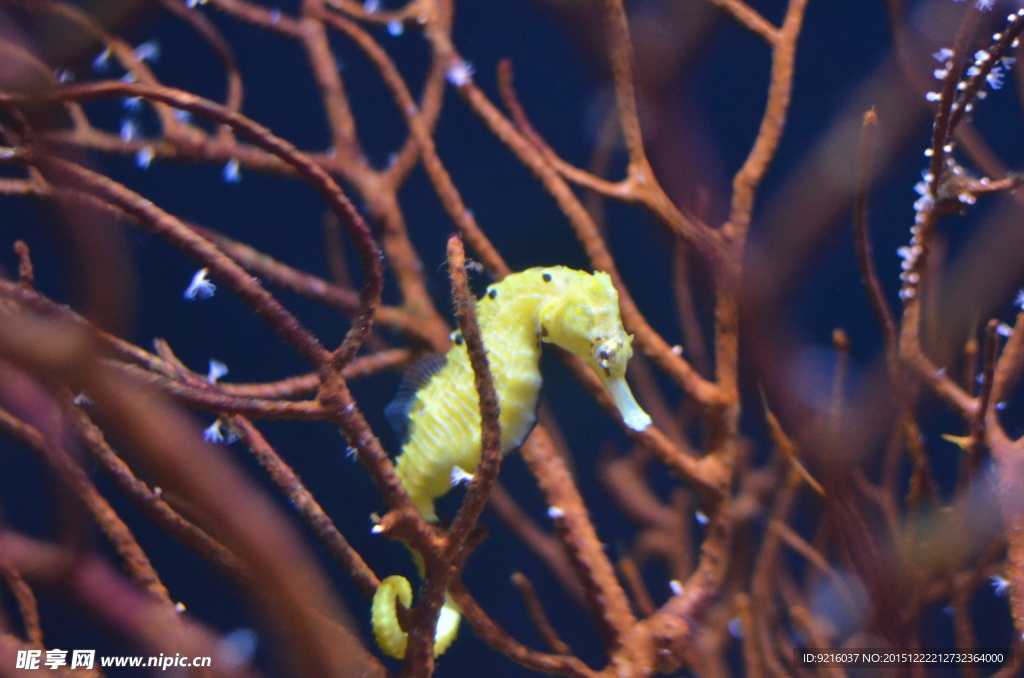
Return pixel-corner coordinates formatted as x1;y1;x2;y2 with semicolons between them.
385;353;448;444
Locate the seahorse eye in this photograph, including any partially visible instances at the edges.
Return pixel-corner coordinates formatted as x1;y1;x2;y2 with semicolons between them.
542;272;552;282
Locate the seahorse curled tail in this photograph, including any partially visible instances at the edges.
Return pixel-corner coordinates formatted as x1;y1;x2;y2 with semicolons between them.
371;576;461;659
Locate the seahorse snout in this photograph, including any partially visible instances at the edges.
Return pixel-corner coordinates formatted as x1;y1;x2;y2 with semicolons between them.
602;373;652;432
591;335;651;432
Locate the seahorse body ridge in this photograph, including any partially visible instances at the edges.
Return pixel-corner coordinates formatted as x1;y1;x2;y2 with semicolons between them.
371;266;651;659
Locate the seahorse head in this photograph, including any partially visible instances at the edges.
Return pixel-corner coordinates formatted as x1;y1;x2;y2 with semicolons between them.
536;269;652;431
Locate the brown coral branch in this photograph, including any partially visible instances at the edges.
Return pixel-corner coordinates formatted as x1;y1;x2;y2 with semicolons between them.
233;416;381;596
40;126;311;176
987;433;1024;648
110;363;329;419
193;224;435;345
65;396;249;585
617;556;656;618
444;235;502;551
449;581;597;678
734;592;764;678
749;473;803;678
904;349;977;417
0;560;42;647
401;235;504;674
0;307;384;678
1;279;341;426
986;313;1024;643
853;109;898;356
0;279;177;379
68;556;266;678
762;398;824;497
382;49;448;189
628;355;688;447
0;399;172;605
326;0;420;25
322;9;510;279
510;572;572;655
492;59;718;259
0;39;56;89
520;425;637;647
902;13;1024;412
157;0;244;126
638;428;724;498
600;0;649;178
945;14;1024;146
301;0;359;157
311;7;452;344
950;572;980;678
672;240;712;378
12;241;32;289
2;182;415;348
28;80;384;367
724;0;808;240
319;372;422;521
992;312;1024;408
973;320;1000;456
600;0;719;249
700;0;778;44
600;451;695;579
206;0;304;36
453;74;723;407
0;0;185;137
606;506;732;677
487;483;585;604
31;154;331;368
211;372;326;401
0;533;73;589
218;349;411;399
768;520;858;615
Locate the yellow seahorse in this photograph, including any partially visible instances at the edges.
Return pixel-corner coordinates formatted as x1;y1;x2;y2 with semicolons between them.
372;266;652;659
